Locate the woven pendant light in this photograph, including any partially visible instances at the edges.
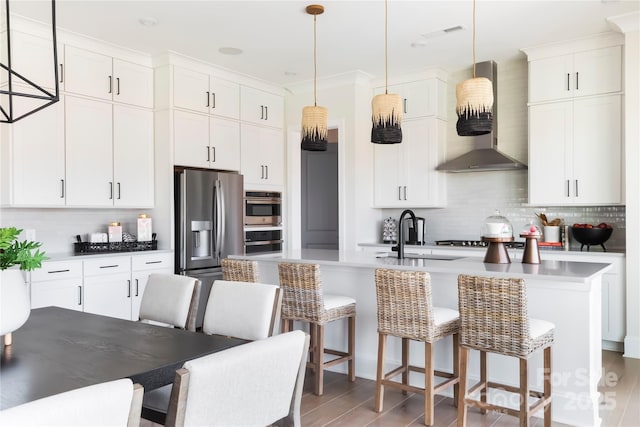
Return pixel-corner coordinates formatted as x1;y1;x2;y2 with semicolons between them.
301;4;328;152
371;0;402;144
456;0;493;136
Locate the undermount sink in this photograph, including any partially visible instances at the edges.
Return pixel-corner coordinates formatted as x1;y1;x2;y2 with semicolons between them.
377;253;463;261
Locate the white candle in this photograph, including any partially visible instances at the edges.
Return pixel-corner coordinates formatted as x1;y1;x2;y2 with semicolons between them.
137;214;153;241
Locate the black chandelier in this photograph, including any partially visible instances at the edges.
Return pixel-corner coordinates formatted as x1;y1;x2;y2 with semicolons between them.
1;0;59;123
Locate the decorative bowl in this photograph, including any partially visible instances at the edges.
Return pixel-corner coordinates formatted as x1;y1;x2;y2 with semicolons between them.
571;227;613;251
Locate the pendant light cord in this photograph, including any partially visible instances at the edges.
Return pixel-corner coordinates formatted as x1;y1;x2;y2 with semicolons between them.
385;0;389;94
314;13;318;107
472;0;476;78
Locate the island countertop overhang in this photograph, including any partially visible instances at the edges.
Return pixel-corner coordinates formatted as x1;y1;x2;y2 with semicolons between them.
231;249;611;288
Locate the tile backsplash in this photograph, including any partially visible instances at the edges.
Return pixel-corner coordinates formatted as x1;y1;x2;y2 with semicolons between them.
0;208;150;254
381;170;626;252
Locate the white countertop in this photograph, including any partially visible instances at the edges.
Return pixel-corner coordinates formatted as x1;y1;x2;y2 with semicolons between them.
42;249;173;262
232;249;612;284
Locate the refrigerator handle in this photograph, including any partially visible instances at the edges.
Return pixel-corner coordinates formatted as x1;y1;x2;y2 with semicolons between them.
219;178;226;262
214;179;223;264
180;172;187;270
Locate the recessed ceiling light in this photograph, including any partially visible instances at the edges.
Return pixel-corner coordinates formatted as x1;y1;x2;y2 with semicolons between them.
138;17;158;27
284;71;297;76
219;47;243;55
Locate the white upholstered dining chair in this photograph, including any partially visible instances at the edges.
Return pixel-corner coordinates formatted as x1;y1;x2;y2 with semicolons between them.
138;273;201;332
141;279;283;424
164;330;309;427
0;378;143;427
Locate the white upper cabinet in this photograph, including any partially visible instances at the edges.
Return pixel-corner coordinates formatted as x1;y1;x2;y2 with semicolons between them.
65;96;154;207
64;45;153;108
241;123;284;187
240;86;283;127
4;30;62;91
1;96;65;206
528;45;622;103
173;66;240;119
525;35;624;206
373;118;446;208
374;79;447;120
173;110;241;171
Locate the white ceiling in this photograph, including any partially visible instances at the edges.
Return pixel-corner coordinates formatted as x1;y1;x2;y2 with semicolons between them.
10;1;640;86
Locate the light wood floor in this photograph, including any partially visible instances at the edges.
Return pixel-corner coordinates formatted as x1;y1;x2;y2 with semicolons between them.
299;350;640;427
141;350;639;427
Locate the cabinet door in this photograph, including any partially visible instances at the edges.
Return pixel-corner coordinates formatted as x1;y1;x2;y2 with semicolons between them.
83;273;132;320
113;105;154;207
240;124;284;187
113;59;153;108
173;110;210;168
240;87;283;127
9;97;65;206
210;117;240;171
64;45;112;100
528;102;573;205
173;66;209;113
373;143;403;208
65;96;114;206
403;119;446;207
573;46;622;98
8;30;61;91
31;279;83;311
572;95;621;205
210;77;240;119
528;55;574;103
391;81;438;119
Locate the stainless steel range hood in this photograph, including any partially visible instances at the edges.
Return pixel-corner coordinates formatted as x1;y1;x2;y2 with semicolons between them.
437;61;527;172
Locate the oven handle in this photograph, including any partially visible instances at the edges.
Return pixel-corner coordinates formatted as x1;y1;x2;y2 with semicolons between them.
245;198;281;204
244;240;283;246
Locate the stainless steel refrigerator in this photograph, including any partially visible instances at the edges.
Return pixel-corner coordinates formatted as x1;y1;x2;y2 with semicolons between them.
174;168;244;327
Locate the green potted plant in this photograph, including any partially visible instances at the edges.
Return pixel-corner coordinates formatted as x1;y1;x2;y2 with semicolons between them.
0;227;48;346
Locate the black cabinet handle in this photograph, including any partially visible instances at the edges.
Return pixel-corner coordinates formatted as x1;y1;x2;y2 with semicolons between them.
117;182;121;200
207;146;210;162
211;146;216;162
60;179;65;198
260;165;264;179
566;180;570;197
47;269;70;274
127;279;131;298
60;64;64;83
265;165;268;179
403;186;407;200
575;180;579;197
145;260;162;265
135;279;139;297
576;72;579;90
78;286;82;306
108;75;112;94
567;73;570;91
99;264;119;269
211;92;216;109
265;106;268;120
206;91;210;107
398;186;401;200
116;77;120;95
109;182;113;200
260;105;264;120
403;98;408;114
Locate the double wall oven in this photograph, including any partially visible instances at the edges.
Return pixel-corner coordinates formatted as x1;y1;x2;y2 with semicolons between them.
244;191;283;254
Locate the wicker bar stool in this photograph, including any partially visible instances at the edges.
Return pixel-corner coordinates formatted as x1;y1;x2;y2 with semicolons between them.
374;268;460;426
277;262;356;396
221;258;259;282
456;274;554;427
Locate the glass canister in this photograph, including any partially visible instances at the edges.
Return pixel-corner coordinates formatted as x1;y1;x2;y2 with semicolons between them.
481;210;513;239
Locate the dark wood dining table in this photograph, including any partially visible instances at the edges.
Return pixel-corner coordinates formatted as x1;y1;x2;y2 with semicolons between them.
0;306;248;410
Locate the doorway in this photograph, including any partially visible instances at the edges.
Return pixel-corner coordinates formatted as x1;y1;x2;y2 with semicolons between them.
301;128;339;249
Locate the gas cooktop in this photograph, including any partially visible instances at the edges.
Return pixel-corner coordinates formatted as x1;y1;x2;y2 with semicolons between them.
435;240;525;249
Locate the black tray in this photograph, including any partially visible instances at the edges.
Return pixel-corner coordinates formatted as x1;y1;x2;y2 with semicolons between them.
74;241;158;255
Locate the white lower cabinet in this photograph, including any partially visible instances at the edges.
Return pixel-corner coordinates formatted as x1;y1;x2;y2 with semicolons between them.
83;256;132;320
130;252;173;320
30;260;83;311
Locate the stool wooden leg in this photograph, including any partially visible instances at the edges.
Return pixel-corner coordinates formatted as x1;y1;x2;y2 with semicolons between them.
480;351;488;414
453;333;460;408
375;333;387;412
282;319;292;333
3;333;12;347
457;346;469;427
520;358;530;426
315;323;325;396
348;315;356;382
402;337;409;395
425;341;435;426
544;346;552;427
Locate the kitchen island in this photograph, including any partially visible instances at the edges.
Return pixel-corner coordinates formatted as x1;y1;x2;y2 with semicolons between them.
231;249;611;426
